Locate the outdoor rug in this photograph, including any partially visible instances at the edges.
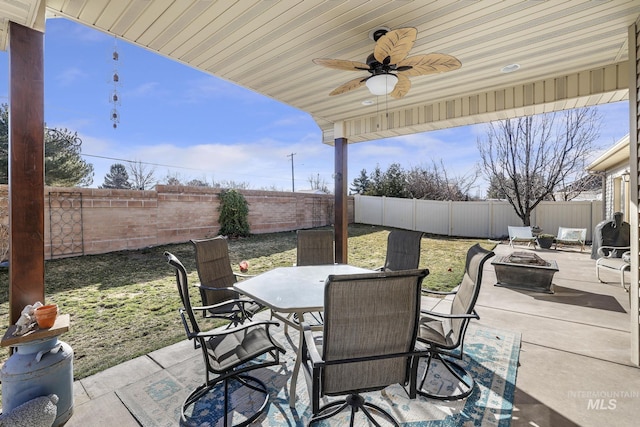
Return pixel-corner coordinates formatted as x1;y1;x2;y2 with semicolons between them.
116;323;520;426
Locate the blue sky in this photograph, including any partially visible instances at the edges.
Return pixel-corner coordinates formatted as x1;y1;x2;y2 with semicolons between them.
0;18;631;196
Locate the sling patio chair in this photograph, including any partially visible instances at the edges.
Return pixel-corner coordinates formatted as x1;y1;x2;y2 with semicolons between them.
508;226;538;249
165;251;285;427
296;229;335;266
191;236;263;326
416;243;495;400
285;229;335;334
377;229;424;271
301;268;429;426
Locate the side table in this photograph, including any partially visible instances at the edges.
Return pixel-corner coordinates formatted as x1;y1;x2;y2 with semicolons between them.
1;314;73;426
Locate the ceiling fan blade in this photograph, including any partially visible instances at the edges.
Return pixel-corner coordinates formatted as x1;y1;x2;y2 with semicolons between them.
390;74;411;99
374;27;417;65
313;58;370;71
328;76;367;96
396;53;462;77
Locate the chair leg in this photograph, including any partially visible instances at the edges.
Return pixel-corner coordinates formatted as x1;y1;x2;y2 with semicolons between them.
417;353;475;400
181;375;269;427
309;394;399;426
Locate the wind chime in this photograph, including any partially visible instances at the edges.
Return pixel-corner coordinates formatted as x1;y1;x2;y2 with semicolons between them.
110;38;121;129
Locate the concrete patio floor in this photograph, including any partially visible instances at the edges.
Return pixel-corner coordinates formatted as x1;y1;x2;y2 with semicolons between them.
65;242;639;426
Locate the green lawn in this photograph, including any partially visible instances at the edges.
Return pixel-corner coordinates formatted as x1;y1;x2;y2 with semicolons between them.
0;224;494;381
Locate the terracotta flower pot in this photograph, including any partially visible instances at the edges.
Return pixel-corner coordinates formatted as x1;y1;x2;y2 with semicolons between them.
35;304;58;329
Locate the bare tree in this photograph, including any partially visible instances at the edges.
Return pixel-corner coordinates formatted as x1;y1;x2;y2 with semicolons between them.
478;107;600;225
186;178;211;187
308;173;330;193
553;165;602;201
406;160;479;201
161;171;184;186
217;180;251;189
127;160;156;190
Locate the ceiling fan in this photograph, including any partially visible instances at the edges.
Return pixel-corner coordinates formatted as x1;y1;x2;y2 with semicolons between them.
313;27;461;99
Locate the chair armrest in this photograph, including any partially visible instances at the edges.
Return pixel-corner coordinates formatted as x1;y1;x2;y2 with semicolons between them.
190;298;255;313
194;283;237;293
301;322;324;366
194;319;281;338
597;246;630;258
420;308;480;320
421;288;457;296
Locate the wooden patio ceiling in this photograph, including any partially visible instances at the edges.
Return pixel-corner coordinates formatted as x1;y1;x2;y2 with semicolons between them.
1;0;639;144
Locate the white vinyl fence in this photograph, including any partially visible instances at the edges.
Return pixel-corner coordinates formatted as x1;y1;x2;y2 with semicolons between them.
354;195;603;241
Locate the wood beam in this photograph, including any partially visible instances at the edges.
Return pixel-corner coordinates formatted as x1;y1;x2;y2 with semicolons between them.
8;22;45;324
334;137;348;263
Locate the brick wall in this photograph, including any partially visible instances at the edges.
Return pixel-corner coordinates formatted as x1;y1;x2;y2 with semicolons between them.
0;185;353;260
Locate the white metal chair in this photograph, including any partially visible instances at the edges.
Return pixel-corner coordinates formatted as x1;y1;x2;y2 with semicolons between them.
554;227;587;252
507;226;537;249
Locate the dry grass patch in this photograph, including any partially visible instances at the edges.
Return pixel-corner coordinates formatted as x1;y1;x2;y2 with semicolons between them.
0;224;493;382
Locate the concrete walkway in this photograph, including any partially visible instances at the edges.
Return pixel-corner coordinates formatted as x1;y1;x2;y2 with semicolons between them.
66;243;639;426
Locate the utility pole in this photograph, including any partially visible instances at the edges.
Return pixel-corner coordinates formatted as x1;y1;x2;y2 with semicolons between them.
287;152;296;192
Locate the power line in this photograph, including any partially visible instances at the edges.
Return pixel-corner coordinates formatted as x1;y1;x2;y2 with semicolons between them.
81;153;295;184
81;153;207;172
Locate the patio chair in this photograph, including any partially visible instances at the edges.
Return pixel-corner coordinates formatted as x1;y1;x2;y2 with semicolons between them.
596;247;631;293
191;237;263;325
416;243;495;400
377;229;424;271
508;226;537;249
165;252;285;427
554;227;587;252
286;229;335;333
591;212;630;259
296;229;335;266
301;268;429;425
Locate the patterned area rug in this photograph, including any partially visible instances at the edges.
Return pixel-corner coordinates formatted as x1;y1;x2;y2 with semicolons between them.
116;324;520;426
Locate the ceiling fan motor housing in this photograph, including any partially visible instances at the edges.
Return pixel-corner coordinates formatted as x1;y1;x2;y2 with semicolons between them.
369;26;390;41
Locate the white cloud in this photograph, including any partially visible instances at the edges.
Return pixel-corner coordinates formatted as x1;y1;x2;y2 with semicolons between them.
55;67;87;86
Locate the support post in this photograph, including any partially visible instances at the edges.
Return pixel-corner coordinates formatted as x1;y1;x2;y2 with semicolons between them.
334;134;348;264
8;22;45;324
628;19;640;366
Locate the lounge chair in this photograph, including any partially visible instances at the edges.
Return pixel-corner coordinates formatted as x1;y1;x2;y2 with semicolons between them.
508;226;537;249
554;227;587;252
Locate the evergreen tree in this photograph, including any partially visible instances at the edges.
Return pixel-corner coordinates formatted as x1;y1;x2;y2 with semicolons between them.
101;163;132;189
0;104;94;186
380;163;409;198
366;165;384;196
350;169;370;194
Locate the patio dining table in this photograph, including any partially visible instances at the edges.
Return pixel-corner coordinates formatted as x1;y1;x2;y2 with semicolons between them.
233;264;373;407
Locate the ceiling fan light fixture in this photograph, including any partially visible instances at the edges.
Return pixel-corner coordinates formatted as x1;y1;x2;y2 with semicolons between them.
366;74;398;95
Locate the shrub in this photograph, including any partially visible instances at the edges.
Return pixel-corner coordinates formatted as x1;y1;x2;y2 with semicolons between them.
218;189;250;238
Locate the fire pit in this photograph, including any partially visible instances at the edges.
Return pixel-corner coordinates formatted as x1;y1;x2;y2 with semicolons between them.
492;251;558;293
